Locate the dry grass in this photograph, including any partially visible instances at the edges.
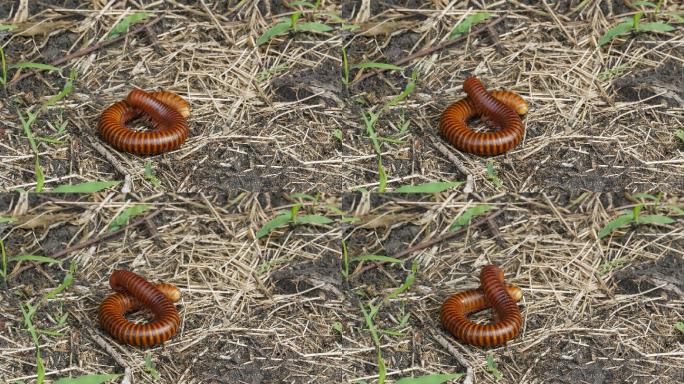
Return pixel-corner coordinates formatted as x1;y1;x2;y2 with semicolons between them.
0;1;682;192
0;192;682;383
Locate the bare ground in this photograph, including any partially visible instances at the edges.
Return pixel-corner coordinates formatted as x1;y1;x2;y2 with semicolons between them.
0;192;682;383
0;1;683;193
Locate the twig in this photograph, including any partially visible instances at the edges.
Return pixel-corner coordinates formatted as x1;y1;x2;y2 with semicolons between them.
351;17;505;85
90;332;133;384
9;15;164;85
432;331;474;384
50;210;163;259
350;210;504;278
431;138;474;193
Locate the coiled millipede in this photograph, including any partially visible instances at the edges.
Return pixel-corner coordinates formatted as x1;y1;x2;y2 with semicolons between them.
98;89;190;155
98;270;181;346
440;77;528;155
440;264;523;346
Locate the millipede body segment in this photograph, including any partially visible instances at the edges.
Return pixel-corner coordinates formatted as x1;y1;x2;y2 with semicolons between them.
440;264;523;346
98;270;181;347
98;89;190;155
440;77;528;155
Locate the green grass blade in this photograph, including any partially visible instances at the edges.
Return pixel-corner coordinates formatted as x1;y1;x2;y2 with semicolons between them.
386;70;417;109
377;156;387;193
396;373;464;384
676;130;684;143
637;215;675;225
675;322;684;335
598;212;634;238
637;22;675;33
293;215;334;225
0;24;18;31
43;68;77;109
486;354;503;380
34;157;44;193
598;20;634;46
294;22;333;32
256;213;292;238
352;62;403;71
108;12;152;38
52;180;121;193
54;374;121;384
0;45;6;84
449;12;495;39
394;181;462;193
631;193;657;200
450;205;496;231
486;162;503;188
256;21;292;46
352;255;402;263
108;205;153;232
9;255;60;265
0;216;17;224
9;62;60;71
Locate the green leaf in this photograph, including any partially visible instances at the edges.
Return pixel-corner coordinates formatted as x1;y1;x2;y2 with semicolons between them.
332;321;343;333
449;12;495;39
54;374;121;384
664;204;684;216
0;216;17;224
598;20;634;46
632;1;657;7
598;212;634;239
293;215;334;225
9;62;60;71
637;22;675;33
396;373;464;384
19;110;39;153
352;255;402;263
144;354;160;381
293;22;333;32
144;163;161;188
36;350;45;384
34;157;44;193
108;205;153;232
352;62;403;71
0;24;18;31
676;130;684;143
486;162;503;188
9;255;61;265
256;213;292;238
333;129;343;140
638;215;675;225
108;12;152;38
0;44;6;84
288;1;316;8
486;354;503;380
450;205;496;231
52;180;121;193
675;321;684;335
44;68;76;109
394;181;462;193
288;193;317;201
257;21;292;46
665;12;684;23
386;70;417;109
377;156;387;193
632;193;657;200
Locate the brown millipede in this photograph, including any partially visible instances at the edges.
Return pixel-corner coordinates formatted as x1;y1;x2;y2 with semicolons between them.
440;264;523;347
98;270;181;347
440;77;527;155
98;89;190;155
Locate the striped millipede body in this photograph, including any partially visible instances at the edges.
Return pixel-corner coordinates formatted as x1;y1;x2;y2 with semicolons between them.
440;77;528;155
98;89;190;155
98;270;181;347
440;265;523;347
